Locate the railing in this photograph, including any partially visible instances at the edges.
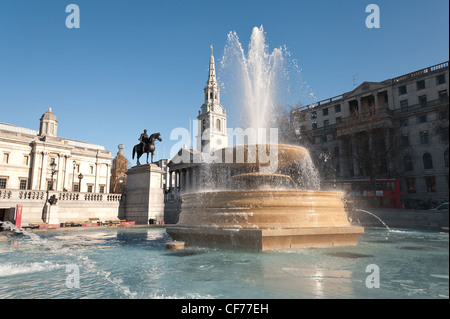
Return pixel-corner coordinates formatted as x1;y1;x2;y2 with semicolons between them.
0;189;122;202
392;61;448;83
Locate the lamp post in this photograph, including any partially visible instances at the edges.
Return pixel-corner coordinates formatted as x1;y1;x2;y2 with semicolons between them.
72;161;76;191
50;159;57;190
78;173;84;192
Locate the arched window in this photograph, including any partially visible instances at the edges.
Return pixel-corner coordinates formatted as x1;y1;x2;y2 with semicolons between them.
423;153;433;169
216;119;221;131
403;155;413;171
444;150;449;167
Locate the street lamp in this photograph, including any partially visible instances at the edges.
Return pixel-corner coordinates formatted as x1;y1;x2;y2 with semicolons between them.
78;173;84;193
72;161;76;191
50;159;57;190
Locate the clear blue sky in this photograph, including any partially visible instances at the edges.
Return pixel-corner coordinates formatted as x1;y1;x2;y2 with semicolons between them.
0;0;448;163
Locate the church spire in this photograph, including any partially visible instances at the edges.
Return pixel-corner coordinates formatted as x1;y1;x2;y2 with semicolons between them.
207;44;217;85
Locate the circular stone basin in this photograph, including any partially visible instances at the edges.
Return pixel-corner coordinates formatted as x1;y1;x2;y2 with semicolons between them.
178;190;352;230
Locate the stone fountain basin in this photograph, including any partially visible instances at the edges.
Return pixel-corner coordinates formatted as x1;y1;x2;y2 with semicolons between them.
166;190;364;250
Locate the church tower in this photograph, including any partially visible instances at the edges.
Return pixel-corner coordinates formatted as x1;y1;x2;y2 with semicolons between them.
197;45;228;153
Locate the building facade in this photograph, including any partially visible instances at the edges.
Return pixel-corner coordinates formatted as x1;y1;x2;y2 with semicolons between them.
0;108;112;194
290;61;449;206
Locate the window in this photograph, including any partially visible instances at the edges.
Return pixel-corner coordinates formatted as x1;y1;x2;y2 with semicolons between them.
417;115;427;123
399;85;407;95
436;74;446;85
445;150;449;168
406;178;416;193
2;153;9;164
19;179;27;190
23;155;29;166
401;134;410;146
438;90;448;101
404;155;413;171
0;178;7;189
440;128;449;141
312;122;317;130
90;166;94;174
87;185;93;193
400;100;408;112
335;104;341;112
311;111;317;119
400;119;409;127
324;120;329;127
99;185;105;193
321;135;327;143
47;180;53;190
425;176;437;193
418;95;427;107
216;119;221;131
73;184;79;192
423;153;433;169
416;80;425;90
420;131;429;144
336;117;342;124
323;108;328;116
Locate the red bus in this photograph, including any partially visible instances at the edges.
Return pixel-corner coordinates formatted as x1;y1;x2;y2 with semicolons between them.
320;179;402;209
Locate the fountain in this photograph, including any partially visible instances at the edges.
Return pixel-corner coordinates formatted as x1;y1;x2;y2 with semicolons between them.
166;26;364;250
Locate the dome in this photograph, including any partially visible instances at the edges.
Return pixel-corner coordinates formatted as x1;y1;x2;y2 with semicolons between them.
40;108;58;122
39;107;58;137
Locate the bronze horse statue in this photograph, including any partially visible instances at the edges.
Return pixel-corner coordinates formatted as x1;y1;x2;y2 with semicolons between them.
132;132;162;165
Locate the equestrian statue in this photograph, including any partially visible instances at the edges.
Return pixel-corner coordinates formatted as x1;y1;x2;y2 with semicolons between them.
132;130;162;165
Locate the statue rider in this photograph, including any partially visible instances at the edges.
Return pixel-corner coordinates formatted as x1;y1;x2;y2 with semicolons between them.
139;129;148;153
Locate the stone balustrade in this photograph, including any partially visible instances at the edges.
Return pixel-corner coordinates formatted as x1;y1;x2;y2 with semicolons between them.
0;189;122;202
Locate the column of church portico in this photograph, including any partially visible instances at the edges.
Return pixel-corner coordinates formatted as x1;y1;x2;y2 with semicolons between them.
185;169;191;193
39;152;48;190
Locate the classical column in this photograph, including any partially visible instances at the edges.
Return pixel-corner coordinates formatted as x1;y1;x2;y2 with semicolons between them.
30;149;41;190
62;155;71;191
94;162;100;193
56;154;64;191
39;152;48;190
105;164;110;193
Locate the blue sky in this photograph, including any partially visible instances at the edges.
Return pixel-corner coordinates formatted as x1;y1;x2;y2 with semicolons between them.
0;0;448;163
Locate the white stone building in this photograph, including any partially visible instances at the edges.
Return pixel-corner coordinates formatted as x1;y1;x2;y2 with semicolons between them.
0;108;112;193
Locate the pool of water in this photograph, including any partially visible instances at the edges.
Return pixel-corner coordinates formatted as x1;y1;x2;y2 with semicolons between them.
0;227;448;299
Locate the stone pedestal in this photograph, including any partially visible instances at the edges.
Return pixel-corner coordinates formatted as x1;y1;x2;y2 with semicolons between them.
43;203;59;224
124;164;164;225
